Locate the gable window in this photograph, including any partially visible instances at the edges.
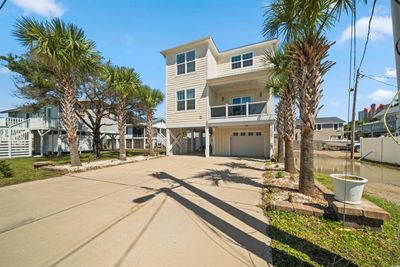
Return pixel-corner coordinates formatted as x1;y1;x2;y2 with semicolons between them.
316;124;322;131
176;50;196;75
231;52;253;69
177;89;196;111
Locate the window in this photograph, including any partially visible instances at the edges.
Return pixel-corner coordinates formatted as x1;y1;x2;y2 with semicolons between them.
231;52;253;69
333;123;339;130
248;132;254;136
316;124;322;131
233;132;239;136
176;89;195;111
256;132;262;136
240;132;246;136
176;50;196;75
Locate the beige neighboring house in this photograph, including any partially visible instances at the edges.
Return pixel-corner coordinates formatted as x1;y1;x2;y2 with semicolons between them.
160;37;276;158
295;117;345;141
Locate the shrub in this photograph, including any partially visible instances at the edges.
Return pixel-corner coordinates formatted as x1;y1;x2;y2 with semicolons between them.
275;171;284;179
0;160;13;178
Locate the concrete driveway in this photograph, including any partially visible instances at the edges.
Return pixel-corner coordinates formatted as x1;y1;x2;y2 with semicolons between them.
0;156;271;267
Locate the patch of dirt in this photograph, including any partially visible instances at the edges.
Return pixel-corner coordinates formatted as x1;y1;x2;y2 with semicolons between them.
265;168;329;208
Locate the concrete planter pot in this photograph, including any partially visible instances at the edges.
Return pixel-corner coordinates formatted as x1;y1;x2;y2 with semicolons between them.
330;174;368;205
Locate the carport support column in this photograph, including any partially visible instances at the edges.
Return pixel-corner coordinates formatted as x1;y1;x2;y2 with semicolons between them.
269;124;274;159
205;126;210;158
166;129;172;156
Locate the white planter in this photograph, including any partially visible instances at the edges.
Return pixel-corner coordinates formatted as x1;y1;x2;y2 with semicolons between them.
330;174;368;205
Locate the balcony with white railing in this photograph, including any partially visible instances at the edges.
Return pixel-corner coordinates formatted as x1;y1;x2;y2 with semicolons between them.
208;101;274;125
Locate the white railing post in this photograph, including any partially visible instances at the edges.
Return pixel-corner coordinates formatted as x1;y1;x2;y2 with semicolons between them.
246;102;249;117
28;131;32;156
8;128;11;158
225;104;228;118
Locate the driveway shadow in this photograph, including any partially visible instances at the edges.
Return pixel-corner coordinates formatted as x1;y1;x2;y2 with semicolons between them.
217;162;265;172
150;171;357;267
192;168;263;188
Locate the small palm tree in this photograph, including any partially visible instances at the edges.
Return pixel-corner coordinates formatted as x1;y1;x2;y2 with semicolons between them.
263;0;352;195
13;17;101;166
137;85;164;156
107;66;141;161
265;47;296;173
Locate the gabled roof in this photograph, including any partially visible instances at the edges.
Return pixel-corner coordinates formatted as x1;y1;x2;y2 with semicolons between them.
296;116;345;125
160;36;278;58
373;103;399;118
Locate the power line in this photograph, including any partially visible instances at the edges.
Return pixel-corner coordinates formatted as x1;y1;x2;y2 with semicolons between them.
357;0;377;71
0;0;7;10
361;74;398;88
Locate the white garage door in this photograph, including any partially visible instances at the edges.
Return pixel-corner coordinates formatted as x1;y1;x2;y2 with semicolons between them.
230;131;264;157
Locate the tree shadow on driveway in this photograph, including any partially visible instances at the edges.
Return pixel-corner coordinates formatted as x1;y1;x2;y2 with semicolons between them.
192;168;263;188
150;171;357;267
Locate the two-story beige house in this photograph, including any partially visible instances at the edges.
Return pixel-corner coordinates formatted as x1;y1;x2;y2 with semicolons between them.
161;37;276;158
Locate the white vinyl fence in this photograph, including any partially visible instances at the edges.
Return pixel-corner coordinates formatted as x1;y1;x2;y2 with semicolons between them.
360;137;400;165
0;127;32;159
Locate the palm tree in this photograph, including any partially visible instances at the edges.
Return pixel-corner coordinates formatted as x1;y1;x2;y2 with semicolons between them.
13;17;101;166
265;48;296;173
276;102;284;163
107;66;141;161
137;85;164;156
263;0;351;195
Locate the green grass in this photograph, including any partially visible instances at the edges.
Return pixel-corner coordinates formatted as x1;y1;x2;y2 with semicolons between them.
264;171;400;267
275;170;285;179
0;149;164;187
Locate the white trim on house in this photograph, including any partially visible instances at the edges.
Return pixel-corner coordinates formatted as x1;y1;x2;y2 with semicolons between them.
230;51;254;70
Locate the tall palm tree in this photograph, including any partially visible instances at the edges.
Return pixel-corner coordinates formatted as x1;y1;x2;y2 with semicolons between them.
276;102;284;163
107;66;141;161
137;85;164;156
263;0;351;195
13;17;101;166
265;48;296;173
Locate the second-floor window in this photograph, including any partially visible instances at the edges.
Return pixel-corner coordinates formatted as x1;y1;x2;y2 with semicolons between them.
231;52;253;69
177;50;196;75
177;89;195;111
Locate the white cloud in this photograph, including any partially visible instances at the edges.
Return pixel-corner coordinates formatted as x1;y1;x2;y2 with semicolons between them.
0;67;11;75
338;15;392;43
11;0;65;17
331;101;342;107
368;89;396;102
385;67;397;78
373;76;386;82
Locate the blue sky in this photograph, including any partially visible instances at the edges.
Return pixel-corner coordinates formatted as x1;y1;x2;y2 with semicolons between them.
0;0;398;121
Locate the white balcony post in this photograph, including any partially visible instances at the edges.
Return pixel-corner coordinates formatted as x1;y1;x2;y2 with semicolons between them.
225;104;228;118
246;102;249;117
28;130;32;156
205;126;210;158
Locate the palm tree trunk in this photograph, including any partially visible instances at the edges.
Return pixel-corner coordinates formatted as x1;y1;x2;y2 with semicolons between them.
146;110;154;156
283;84;296;173
290;34;334;196
60;75;81;167
277;136;284;163
299;126;314;195
118;101;127;161
276;102;284;163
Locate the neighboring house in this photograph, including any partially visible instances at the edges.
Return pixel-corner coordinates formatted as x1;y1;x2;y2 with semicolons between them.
0;105;118;158
123;118;167;150
160;37;276;158
295;117;345;141
356;102;399;137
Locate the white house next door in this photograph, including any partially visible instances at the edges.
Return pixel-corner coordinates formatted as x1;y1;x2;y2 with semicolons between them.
230;131;264;157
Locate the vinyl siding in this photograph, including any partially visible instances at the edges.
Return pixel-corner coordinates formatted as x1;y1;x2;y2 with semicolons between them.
216;44;273;77
165;43;209;127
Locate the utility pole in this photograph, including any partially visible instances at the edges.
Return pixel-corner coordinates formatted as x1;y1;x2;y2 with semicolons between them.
391;0;400;135
350;70;361;160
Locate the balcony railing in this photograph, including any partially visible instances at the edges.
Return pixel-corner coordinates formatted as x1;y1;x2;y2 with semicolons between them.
209;101;267;119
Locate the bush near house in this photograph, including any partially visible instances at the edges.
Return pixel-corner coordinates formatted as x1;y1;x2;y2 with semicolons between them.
0;160;13;178
264;171;400;266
